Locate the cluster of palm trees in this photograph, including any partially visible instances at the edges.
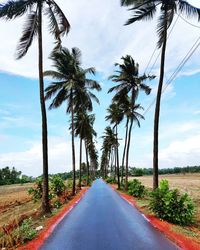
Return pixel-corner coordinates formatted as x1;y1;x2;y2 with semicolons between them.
44;47;101;195
101;55;154;190
0;0;101;214
1;0;199;214
120;0;200;190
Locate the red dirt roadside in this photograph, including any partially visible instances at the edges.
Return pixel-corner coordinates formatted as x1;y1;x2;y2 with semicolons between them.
117;189;200;250
17;188;88;250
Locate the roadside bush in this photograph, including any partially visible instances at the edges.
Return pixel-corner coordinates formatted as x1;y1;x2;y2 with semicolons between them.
53;200;62;209
28;176;66;201
15;218;37;243
149;180;194;225
66;179;73;189
105;176;116;184
128;179;146;198
50;175;65;196
0;218;37;248
28;177;43;201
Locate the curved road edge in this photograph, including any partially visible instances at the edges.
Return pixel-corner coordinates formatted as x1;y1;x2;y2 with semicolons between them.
17;187;89;250
111;184;199;250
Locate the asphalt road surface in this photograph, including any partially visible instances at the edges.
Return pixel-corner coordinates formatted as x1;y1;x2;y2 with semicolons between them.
40;179;179;250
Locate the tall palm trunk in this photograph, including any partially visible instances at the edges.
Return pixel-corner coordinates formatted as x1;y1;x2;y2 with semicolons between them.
114;148;117;181
121;118;129;185
125;118;134;191
153;11;167;190
38;6;50;214
110;148;114;176
106;151;110;178
85;140;89;185
79;137;82;188
116;125;120;189
71;92;76;195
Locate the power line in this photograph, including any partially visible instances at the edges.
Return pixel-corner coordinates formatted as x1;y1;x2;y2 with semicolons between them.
178;14;200;29
137;33;200;125
144;15;180;75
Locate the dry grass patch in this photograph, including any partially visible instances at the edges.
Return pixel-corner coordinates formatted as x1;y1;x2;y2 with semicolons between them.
132;174;200;225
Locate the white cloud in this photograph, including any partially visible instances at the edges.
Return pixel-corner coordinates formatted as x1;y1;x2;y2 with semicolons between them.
194;110;200;115
0;136;82;177
159;133;200;167
131;133;200;169
0;0;200;78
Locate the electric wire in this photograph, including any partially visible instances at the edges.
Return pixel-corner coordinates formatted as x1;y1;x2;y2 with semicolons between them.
134;33;200;128
144;15;180;75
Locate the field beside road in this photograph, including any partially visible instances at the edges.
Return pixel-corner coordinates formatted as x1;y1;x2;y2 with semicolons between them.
0;183;40;229
132;173;200;232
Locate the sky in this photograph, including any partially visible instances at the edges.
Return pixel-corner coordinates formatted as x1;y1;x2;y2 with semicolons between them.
0;0;200;176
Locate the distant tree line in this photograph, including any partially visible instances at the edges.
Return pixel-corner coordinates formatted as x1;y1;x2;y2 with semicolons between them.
0;165;101;186
0;166;34;185
129;166;200;176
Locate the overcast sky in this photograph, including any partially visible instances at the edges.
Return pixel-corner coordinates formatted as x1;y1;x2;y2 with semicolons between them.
0;0;200;176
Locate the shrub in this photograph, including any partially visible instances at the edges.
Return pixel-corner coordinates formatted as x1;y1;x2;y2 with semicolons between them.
66;179;73;189
81;176;92;186
50;175;65;196
149;180;194;225
0;218;37;248
128;179;146;198
28;177;43;201
15;218;37;243
53;200;62;209
105;176;116;184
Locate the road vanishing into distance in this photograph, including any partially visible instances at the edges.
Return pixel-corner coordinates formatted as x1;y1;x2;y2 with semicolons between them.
40;179;179;250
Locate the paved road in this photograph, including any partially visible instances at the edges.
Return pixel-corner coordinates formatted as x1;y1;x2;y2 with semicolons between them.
40;179;179;250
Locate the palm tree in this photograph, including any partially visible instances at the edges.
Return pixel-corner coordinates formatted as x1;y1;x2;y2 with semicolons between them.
101;126;116;178
124;100;144;190
121;0;200;189
74;110;98;187
0;0;70;214
44;47;101;195
108;55;152;104
87;137;99;180
109;56;153;187
106;102;124;189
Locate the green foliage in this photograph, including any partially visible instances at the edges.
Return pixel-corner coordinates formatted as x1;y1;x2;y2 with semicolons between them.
149;180;194;225
105;176;116;184
28;176;66;201
0;166;34;185
28;177;43;201
128;179;146;198
53;200;62;209
50;175;65;196
66;179;73;189
15;218;37;243
129;165;200;176
0;218;37;248
81;176;92;186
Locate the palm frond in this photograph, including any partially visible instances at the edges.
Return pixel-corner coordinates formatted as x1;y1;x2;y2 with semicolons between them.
45;4;61;47
43;70;66;80
72;47;82;66
121;0;136;6
84;67;96;75
157;8;174;48
48;0;70;35
179;0;200;19
85;79;102;91
16;10;38;59
125;4;157;25
45;81;66;100
48;87;68;109
139;83;151;95
88;92;100;105
0;0;35;19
